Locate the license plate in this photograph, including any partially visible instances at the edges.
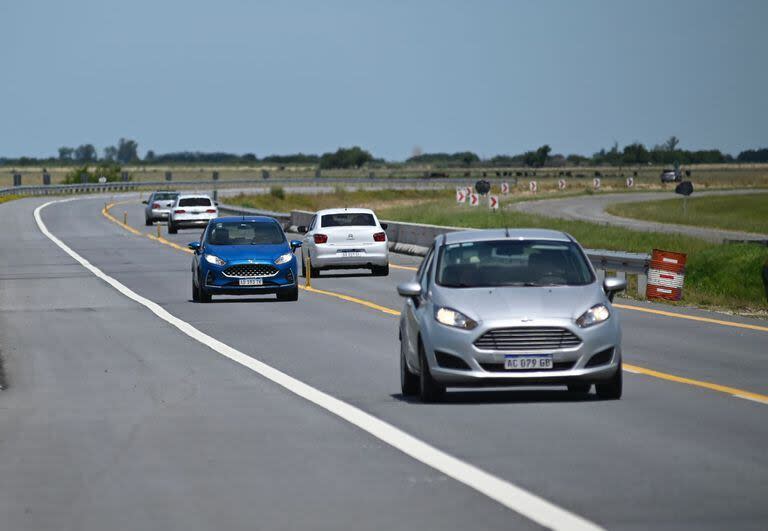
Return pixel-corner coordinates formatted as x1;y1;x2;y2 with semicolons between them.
504;355;553;370
239;278;263;286
338;250;364;257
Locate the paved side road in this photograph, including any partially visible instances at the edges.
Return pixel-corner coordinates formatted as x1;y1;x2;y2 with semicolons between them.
512;189;768;242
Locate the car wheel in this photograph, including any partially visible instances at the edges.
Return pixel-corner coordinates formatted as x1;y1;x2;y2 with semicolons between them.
400;339;419;396
595;363;622;400
277;286;299;301
418;340;445;403
567;383;591;394
192;277;200;302
300;252;307;278
372;264;390;276
145;217;152;226
168;221;178;234
309;258;320;278
199;281;212;303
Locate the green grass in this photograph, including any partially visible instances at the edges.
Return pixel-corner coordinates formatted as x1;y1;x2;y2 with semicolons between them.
0;195;21;205
606;193;768;234
379;201;768;312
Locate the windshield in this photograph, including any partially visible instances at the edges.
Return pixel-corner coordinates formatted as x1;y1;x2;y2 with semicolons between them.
153;192;178;201
436;239;594;288
321;213;375;227
206;221;286;245
179;197;212;207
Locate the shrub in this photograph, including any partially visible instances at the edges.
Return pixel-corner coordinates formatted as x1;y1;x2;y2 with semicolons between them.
63;163;125;184
269;186;285;200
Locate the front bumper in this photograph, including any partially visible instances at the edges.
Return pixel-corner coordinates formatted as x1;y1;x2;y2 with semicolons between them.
201;258;297;294
312;242;389;269
422;316;621;386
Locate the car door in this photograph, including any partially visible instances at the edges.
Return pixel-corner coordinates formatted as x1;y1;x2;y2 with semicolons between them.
402;245;434;365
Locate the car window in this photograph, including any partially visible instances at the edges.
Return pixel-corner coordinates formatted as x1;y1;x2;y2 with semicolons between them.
321;213;375;227
308;215;317;231
153;192;178;201
179;197;212;207
436;239;594;288
417;246;434;281
206;221;286;245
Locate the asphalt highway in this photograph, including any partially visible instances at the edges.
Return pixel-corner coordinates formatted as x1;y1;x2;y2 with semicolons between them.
1;195;767;530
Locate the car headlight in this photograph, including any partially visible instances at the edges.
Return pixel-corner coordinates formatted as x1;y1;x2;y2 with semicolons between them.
576;304;611;328
434;307;478;330
204;254;226;266
274;252;293;265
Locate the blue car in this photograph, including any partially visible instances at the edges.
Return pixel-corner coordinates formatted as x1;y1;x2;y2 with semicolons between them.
189;216;302;302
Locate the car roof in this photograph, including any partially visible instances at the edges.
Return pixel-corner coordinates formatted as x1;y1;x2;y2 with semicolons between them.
441;228;572;245
315;207;376;216
150;190;178;194
212;216;281;224
176;193;212;198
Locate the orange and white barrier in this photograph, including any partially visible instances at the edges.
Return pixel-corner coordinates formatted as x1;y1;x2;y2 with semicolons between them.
646;249;687;301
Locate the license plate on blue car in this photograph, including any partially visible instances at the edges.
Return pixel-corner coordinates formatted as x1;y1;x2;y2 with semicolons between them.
504;355;553;370
239;278;263;286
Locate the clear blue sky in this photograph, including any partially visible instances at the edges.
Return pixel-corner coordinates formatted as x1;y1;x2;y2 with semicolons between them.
1;0;766;160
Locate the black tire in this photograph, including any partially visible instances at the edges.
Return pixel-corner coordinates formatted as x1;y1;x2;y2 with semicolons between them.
418;341;445;403
400;339;419;396
145;217;153;226
300;252;307;278
192;277;200;302
596;363;623;400
168;221;178;234
277;286;299;301
199;282;212;303
309;259;320;278
567;383;592;394
372;264;390;276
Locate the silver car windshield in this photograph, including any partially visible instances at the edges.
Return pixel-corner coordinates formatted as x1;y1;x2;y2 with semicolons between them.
436;239;594;288
207;221;285;245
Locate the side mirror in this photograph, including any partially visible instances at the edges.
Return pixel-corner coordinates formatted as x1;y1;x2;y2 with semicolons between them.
296;226;308;234
380;222;389;230
603;277;627;302
214;201;219;206
397;282;422;298
188;242;201;252
141;200;148;204
290;240;302;251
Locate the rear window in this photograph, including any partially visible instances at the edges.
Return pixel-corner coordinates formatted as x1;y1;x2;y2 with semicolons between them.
153;192;178;201
321;213;375;227
179;197;212;207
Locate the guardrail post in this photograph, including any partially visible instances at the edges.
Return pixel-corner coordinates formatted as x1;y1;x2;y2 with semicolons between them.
637;273;647;298
212;171;219;181
165;171;172;182
121;171;130;182
13;172;21;187
42;172;51;185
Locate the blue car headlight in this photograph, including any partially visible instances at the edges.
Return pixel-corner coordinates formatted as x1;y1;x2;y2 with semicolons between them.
204;254;226;266
274;252;293;265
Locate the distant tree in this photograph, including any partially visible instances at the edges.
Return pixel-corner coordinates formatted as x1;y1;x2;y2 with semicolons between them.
406;151;480;167
262;153;319;164
566;154;590;166
242;153;257;163
103;146;118;161
319;146;374;169
58;147;74;161
144;150;156;162
736;148;768;163
664;136;680;152
520;145;551;167
74;144;97;162
116;138;139;163
622;143;650;164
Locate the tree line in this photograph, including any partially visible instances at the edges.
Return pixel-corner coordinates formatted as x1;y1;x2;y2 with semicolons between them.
2;137;768;168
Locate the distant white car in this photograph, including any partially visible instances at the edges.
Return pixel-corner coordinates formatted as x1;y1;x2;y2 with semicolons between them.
142;191;179;225
298;208;389;277
168;194;218;234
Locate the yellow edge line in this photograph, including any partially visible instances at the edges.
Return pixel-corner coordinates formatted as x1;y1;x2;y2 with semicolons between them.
614;303;768;333
390;263;417;271
102;202;768;405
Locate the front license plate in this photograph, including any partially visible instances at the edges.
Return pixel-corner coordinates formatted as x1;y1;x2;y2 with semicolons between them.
239;278;263;286
504;355;553;370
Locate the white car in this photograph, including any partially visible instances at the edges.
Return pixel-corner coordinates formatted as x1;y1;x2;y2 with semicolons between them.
143;191;179;225
168;194;218;234
298;208;389;277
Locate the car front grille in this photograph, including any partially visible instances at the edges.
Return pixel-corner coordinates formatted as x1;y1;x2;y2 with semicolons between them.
474;327;582;351
223;264;278;278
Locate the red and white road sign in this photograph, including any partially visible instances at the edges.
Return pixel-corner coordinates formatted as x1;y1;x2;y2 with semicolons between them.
558;179;566;190
646;249;687;301
456;188;466;203
593;177;601;189
489;195;499;210
529;181;537;193
469;193;479;206
501;182;510;194
465;186;473;197
626;176;634;188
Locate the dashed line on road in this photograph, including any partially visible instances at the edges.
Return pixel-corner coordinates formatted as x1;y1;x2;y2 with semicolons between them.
102;200;768;406
47;198;606;531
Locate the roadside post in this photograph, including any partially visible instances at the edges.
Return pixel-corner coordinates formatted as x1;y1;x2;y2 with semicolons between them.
42;171;51;186
593;177;601;190
123;211;128;225
501;182;510;194
304;256;312;288
262;169;271;180
626;176;634;188
558;179;566;191
212;170;219;181
121;171;130;182
165;171;172;182
469;193;479;207
647;249;687;300
675;181;694;215
529;181;537;194
489;195;499;211
455;187;466;204
157;224;162;238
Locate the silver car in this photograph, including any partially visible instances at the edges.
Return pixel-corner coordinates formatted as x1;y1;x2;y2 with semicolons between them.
397;229;626;402
142;191;179;225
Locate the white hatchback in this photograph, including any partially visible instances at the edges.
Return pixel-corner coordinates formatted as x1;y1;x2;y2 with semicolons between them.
298;208;389;277
168;194;218;234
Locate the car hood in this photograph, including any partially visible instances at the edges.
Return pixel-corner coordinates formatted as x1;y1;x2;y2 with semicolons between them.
205;243;290;262
434;284;604;322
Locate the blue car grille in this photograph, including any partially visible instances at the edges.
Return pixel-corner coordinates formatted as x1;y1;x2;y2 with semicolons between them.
223;264;278;278
474;327;582;351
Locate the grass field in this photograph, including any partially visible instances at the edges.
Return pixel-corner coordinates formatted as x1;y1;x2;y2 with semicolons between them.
229;189;767;312
606;193;768;235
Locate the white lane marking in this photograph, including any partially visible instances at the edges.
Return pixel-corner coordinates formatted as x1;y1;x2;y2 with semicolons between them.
35;199;603;531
